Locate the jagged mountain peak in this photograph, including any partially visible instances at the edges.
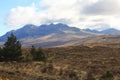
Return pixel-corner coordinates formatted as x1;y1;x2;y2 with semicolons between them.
0;23;92;42
0;23;120;47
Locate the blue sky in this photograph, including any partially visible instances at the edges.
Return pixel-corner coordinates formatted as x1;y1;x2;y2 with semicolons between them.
0;0;39;36
0;0;120;36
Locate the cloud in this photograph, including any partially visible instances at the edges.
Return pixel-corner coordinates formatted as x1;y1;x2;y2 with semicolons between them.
84;23;111;31
5;0;120;30
82;0;120;15
6;5;36;26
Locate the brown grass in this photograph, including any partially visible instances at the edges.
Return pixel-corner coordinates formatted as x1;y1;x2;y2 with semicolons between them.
0;44;120;80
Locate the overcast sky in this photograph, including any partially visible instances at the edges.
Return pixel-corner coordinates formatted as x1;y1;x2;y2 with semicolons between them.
0;0;120;36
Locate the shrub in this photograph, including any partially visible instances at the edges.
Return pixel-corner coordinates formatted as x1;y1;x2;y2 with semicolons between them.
30;45;36;60
100;70;114;80
86;70;95;80
30;46;46;61
61;69;80;80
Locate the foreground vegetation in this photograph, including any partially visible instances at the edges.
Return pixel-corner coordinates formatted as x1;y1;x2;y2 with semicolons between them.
0;33;120;80
0;33;46;62
0;44;119;79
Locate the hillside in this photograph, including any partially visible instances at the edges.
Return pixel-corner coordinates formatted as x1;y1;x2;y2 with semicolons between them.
39;34;120;47
72;35;120;46
0;44;120;80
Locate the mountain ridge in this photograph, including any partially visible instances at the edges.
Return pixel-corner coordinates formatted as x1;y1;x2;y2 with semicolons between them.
84;28;120;34
0;23;120;47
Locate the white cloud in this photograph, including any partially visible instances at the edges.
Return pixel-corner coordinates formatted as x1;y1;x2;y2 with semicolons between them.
82;0;120;15
5;0;120;30
6;5;36;26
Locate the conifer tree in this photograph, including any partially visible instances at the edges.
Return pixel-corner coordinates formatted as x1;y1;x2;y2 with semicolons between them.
30;46;46;61
35;47;46;61
3;33;22;61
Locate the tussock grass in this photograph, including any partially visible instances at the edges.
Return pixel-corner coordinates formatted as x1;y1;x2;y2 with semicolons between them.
0;44;120;80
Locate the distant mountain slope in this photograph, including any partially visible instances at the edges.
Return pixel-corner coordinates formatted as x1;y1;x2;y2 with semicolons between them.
1;23;120;47
101;28;120;34
84;28;120;34
0;23;94;47
88;35;120;43
70;35;120;46
0;23;93;42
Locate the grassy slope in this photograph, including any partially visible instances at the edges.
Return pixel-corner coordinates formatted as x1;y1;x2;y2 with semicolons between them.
21;35;120;47
0;44;120;80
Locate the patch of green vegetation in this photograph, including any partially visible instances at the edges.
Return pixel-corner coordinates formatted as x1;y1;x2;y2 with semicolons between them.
100;70;114;80
30;46;46;61
0;33;22;61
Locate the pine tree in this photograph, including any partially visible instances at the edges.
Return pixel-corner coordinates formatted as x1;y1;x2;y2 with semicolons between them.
3;33;22;61
30;46;46;61
35;47;46;61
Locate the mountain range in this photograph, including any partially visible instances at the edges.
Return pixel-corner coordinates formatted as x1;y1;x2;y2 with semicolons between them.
0;23;120;47
84;28;120;34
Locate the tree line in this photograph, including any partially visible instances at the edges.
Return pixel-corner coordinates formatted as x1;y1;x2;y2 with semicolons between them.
0;33;46;62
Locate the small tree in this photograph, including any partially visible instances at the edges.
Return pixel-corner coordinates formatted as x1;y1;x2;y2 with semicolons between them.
30;45;36;60
3;33;22;61
30;46;46;61
35;47;46;61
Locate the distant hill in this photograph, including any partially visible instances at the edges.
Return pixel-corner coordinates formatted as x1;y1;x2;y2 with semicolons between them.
84;28;120;34
73;35;120;45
